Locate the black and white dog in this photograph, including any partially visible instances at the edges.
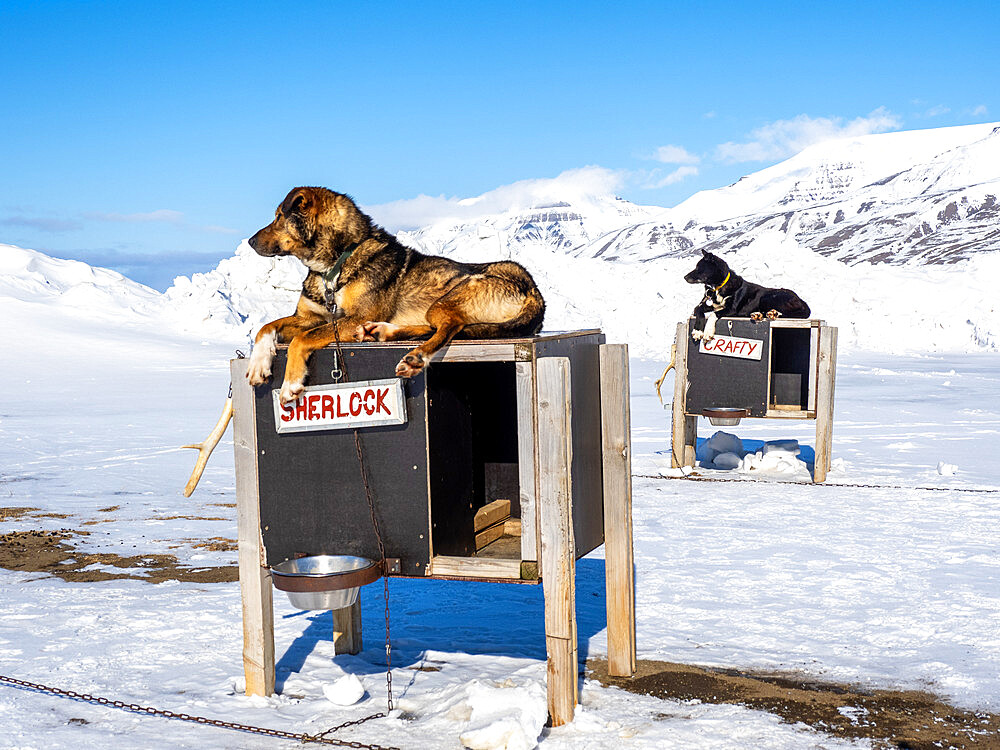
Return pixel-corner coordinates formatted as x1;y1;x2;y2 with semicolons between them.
684;250;810;340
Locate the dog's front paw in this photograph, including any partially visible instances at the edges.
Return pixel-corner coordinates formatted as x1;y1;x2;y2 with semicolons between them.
247;353;273;386
278;380;306;405
691;329;705;341
395;351;425;378
765;309;783;320
750;312;764;323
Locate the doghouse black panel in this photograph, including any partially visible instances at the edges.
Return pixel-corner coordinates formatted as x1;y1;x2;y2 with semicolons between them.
254;347;431;575
770;328;811;409
426;362;519;557
535;333;606;560
685;318;771;418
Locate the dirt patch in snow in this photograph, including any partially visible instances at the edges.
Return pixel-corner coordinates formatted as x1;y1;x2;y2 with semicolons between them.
0;527;237;583
590;658;1000;749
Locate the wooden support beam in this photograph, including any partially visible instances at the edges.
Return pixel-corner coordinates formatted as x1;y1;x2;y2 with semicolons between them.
813;326;838;483
231;358;276;697
537;357;578;727
332;598;363;655
599;344;636;678
671;322;697;468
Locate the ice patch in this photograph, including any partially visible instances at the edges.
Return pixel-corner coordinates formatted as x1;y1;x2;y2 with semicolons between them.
322;673;365;706
459;679;547;750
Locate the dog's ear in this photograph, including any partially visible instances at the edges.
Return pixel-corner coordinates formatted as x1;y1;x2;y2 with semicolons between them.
701;248;709;256
281;188;314;217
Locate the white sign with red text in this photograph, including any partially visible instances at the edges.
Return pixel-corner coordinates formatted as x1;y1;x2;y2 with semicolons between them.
272;378;407;433
698;334;765;360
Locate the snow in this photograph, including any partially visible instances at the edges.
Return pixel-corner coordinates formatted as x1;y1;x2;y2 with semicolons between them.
3;120;1000;747
2;277;999;747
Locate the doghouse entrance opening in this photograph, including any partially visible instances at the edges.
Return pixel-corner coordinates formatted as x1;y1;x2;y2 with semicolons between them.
427;361;521;560
769;328;811;410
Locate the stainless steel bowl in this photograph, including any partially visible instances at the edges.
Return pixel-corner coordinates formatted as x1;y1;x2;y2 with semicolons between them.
702;407;748;426
271;555;381;611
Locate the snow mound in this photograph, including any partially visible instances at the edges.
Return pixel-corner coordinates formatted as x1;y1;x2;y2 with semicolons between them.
0;243;160;321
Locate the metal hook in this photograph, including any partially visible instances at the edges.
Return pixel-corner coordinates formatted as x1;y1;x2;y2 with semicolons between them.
331;350;344;382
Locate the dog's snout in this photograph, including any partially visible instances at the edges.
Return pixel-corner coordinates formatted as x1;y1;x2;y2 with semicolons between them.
247;233;258;251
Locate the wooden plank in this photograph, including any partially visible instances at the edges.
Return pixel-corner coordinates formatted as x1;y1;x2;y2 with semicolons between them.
515;361;539;564
231;357;275;697
474;499;511;532
332;597;363;655
474;521;507;550
814;326;838;483
428;555;523;579
599;344;636;678
536;357;578;726
671;322;697;468
769;318;825;329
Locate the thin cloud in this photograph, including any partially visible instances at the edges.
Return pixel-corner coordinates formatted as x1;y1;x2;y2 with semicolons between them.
714;107;902;163
644;166;699;189
970;104;988;116
366;166;626;232
651;145;700;165
86;209;185;224
0;215;83;232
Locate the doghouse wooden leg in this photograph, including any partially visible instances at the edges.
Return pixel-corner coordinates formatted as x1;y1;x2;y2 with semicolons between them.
537;357;578;727
813;326;838;483
671;322;697;468
599;345;636;678
232;358;276;697
332;598;363;655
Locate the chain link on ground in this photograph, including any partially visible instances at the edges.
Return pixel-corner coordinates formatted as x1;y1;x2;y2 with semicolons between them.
634;473;1000;493
0;674;400;749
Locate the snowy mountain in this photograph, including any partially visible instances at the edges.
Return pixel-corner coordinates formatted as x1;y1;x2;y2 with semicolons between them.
402;122;1000;267
2;122;999;356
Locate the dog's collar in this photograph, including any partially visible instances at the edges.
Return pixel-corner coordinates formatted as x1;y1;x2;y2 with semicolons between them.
322;245;358;285
712;272;731;293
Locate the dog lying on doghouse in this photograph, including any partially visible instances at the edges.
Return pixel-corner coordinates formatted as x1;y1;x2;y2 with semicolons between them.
684;249;810;341
246;186;545;404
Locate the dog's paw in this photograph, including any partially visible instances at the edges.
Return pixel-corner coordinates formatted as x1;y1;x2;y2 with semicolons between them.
359;321;399;342
246;357;272;386
395;352;425;378
750;312;764;323
765;309;783;320
278;380;306;405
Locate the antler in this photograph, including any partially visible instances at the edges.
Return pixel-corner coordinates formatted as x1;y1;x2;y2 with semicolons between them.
653;343;677;404
182;396;234;497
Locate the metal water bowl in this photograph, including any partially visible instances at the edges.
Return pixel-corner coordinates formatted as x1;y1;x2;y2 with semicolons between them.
271;555;382;611
702;407;748;426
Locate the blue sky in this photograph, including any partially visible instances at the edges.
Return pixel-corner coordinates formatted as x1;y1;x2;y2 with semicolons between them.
1;1;997;289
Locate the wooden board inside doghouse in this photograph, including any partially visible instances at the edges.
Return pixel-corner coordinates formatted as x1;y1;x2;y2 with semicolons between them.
253;347;432;575
685;318;772;418
769;327;812;411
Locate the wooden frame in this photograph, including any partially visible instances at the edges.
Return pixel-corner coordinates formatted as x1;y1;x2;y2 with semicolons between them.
671;318;837;482
232;334;636;728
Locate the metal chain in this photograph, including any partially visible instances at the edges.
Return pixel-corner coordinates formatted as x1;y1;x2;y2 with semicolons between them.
0;674;399;750
634;473;1000;493
329;320;394;716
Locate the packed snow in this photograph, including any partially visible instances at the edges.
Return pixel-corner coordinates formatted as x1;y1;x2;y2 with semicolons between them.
3;122;1000;748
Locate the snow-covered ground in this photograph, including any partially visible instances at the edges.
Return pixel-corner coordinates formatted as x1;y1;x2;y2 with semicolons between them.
2;273;998;748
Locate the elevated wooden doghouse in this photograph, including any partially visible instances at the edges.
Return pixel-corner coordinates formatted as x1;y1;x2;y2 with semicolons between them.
671;318;838;482
231;331;636;726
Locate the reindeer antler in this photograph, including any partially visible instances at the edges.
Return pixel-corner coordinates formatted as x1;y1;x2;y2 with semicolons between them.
653;343;677;405
182;396;234;497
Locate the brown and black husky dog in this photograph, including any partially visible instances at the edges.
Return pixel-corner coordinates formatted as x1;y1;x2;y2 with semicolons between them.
246;186;545;404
